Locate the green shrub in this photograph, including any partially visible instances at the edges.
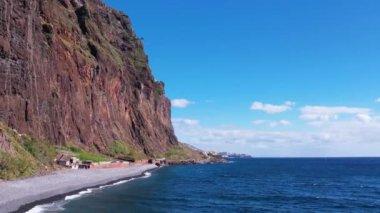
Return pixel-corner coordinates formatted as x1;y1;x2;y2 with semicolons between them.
0;152;38;180
161;145;205;161
109;140;129;157
154;87;163;97
162;147;187;160
67;145;110;162
22;136;56;165
0;123;45;180
69;145;82;153
78;152;110;162
108;140;145;160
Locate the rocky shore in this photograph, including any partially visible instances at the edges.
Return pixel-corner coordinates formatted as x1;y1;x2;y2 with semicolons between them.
167;158;226;166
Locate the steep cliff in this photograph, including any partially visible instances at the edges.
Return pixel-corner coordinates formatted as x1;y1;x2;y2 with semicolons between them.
0;0;179;157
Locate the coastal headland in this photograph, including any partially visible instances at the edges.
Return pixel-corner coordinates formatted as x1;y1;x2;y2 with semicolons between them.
0;0;225;211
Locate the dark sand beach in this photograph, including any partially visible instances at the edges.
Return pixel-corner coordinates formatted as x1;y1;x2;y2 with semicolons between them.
0;164;157;212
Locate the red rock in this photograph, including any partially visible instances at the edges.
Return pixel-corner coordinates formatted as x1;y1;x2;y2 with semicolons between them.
0;0;178;156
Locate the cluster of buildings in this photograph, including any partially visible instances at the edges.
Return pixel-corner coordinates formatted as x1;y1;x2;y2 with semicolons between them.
217;152;252;158
56;154;81;169
55;154;166;170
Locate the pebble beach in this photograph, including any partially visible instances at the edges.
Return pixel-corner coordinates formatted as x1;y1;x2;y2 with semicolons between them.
0;164;157;212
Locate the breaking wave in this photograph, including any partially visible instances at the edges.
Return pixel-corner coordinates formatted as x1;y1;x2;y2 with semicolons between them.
26;172;152;213
142;172;151;178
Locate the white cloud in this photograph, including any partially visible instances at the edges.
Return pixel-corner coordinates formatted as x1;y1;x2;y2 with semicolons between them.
171;99;193;108
250;101;295;114
376;98;380;103
300;106;371;122
172;117;380;157
252;120;266;125
356;114;372;123
172;118;199;126
252;120;292;127
278;120;292;126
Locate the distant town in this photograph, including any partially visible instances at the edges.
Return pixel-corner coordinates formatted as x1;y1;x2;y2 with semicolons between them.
183;144;252;159
217;152;253;159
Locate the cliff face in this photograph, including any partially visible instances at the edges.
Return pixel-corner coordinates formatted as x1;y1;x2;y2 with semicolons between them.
0;0;178;156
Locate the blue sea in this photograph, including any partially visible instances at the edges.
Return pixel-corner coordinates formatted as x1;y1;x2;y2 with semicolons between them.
29;158;380;212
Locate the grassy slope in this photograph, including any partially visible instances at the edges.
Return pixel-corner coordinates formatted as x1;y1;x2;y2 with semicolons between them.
56;140;146;163
0;123;207;180
0;123;57;180
160;143;207;161
107;140;145;161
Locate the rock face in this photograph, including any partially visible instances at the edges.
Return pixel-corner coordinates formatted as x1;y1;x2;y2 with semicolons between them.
0;0;178;156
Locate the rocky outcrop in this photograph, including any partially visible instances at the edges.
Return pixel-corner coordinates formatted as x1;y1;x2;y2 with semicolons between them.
0;0;178;156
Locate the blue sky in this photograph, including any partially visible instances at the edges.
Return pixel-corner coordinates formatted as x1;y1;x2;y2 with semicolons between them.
103;0;380;157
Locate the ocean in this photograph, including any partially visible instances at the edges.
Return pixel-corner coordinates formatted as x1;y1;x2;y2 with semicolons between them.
29;158;380;212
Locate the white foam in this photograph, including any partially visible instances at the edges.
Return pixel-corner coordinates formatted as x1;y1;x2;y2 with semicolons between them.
26;203;65;213
65;188;94;201
27;172;153;212
64;194;81;201
143;172;151;178
26;206;45;213
99;185;109;189
112;179;129;186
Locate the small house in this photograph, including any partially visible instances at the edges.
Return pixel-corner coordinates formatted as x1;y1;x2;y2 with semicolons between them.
79;160;92;169
56;154;71;167
154;158;167;167
56;154;80;169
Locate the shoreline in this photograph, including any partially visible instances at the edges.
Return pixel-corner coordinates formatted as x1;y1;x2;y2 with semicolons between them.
0;164;157;213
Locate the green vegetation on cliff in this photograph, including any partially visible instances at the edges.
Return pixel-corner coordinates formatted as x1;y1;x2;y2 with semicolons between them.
0;122;205;180
54;145;111;163
56;141;145;163
108;140;145;161
68;146;111;162
22;135;57;165
0;123;56;180
160;144;206;161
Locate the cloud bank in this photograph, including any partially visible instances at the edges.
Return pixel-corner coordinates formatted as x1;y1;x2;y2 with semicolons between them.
252;120;292;128
300;106;371;123
171;99;193;108
250;101;295;114
173;117;380;157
